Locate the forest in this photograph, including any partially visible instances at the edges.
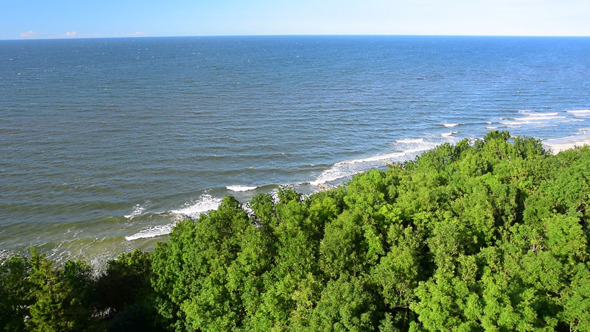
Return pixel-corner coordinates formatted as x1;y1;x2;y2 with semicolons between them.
2;131;590;331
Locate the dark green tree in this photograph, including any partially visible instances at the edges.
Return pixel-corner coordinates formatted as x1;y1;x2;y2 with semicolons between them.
0;254;32;331
26;249;96;332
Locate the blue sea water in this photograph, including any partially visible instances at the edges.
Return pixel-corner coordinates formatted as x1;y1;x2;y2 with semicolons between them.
1;36;589;265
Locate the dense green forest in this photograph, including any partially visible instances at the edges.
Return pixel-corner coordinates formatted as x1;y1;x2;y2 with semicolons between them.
2;131;590;331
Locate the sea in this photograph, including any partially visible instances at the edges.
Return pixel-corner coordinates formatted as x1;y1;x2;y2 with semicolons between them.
1;36;589;267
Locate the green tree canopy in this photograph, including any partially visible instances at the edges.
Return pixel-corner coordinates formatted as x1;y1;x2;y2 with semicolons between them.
3;132;590;331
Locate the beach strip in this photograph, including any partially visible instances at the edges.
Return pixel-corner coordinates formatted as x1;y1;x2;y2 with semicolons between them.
543;132;590;154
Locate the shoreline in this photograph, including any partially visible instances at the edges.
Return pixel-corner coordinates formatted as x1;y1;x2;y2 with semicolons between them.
543;131;590;154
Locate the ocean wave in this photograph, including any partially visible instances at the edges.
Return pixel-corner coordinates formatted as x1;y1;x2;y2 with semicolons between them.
499;110;567;128
124;202;148;219
226;185;257;192
543;129;590;154
0;249;16;260
311;138;441;186
170;194;223;219
125;224;174;241
125;194;222;241
441;131;458;137
443;123;459;128
566;109;590;117
395;138;425;144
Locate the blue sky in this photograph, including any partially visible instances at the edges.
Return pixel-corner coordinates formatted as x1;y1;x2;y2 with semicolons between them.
1;0;589;39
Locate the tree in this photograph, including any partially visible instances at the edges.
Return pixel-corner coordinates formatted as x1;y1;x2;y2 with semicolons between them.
26;249;96;332
0;254;31;331
309;276;382;331
94;249;157;331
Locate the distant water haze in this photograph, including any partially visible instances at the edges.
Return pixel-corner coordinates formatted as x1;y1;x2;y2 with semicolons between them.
1;36;589;266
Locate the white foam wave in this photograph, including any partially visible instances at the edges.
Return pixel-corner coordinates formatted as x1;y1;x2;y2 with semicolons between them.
499;110;567;128
270;189;280;203
226;185;257;192
395;138;425;144
566;109;590;117
124;203;147;219
543;130;590;154
311;139;440;186
125;225;174;241
441;131;458;137
125;194;222;241
443;123;459;128
0;249;16;260
171;194;222;219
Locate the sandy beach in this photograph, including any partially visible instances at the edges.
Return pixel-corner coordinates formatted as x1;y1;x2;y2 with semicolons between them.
543;131;590;154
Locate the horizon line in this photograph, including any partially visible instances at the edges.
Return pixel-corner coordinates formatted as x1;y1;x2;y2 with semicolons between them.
4;33;590;41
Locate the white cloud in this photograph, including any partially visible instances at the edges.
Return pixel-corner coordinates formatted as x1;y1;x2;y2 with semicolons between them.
20;30;35;38
65;31;77;37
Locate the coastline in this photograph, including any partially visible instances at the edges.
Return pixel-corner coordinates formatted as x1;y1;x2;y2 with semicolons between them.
543;131;590;154
3;36;589;270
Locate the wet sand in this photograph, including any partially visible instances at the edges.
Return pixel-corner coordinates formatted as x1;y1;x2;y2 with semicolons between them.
543;132;590;154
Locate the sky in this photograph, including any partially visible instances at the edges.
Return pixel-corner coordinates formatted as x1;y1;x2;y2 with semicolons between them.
1;0;590;40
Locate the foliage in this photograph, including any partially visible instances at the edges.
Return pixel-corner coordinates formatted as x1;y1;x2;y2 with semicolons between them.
149;131;590;331
0;254;31;331
2;131;590;331
95;249;158;331
0;249;157;331
26;248;96;332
